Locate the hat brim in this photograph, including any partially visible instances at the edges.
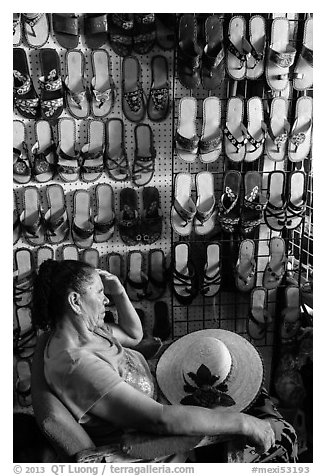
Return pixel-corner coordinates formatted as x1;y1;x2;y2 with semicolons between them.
156;329;264;412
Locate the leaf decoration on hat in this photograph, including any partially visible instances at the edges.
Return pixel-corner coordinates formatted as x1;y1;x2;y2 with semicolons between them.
181;364;235;409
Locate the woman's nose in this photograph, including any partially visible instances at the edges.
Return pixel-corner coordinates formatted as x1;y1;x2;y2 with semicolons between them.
104;295;110;305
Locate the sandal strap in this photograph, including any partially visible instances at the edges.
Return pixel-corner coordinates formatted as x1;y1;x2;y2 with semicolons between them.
245;123;266;150
266;258;287;280
32;143;56;176
196;201;215;225
249;309;272;327
269;45;296;68
286;200;306;224
126;272;148;290
13;146;31;176
224;123;247;151
86;14;108;34
246;39;265;69
13;71;32;95
150;86;169;111
173;197;196;226
178;46;201;71
53;14;78;35
20;210;43;237
202;46;225;71
64;82;87;109
123;86;143;112
94;215;115;234
105;150;129;176
226;36;246;66
244;187;268;211
301;45;313;66
91;81;115;109
219;187;239;214
175;131;199;152
199;130;222;154
237;259;256;285
44;208;69;236
80;150;104;173
72;220;94;239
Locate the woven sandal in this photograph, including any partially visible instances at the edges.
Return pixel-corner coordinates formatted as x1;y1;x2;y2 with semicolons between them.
132;123;156;187
246;15;266;80
141;186;163;245
226;15;248;81
133;13;156;54
13;248;34;308
84;13;108;49
224;97;247;163
280;285;301;340
175;96;199;163
201;15;225;90
44;184;69;245
118;188;141;246
39;48;64;121
71;189;94;249
22;13;49;48
265;97;290;162
194;171;216;236
94;183;115;243
121;56;146;123
147;55;170;122
146;249;167;301
108;13;134;57
13;120;31;184
235;239;256;292
81;248;100;268
218;170;241;233
247;287;272;340
52;13;79;49
57;117;80;182
285;171;306;230
288;96;312;163
201;242;221;297
104;118;129;182
177;14;201;89
125;250;148;301
20;186;45;246
199;96;222;164
245;97;266;162
171;172;196;236
172;242;198;306
80;120;105;183
13;191;21;245
31;120;56;183
13;13;22;47
293;17;313;91
240;171;267;235
264;171;286;232
263;237;287;290
36;245;54;270
90;49;115;119
61;244;79;261
13;48;39;119
64;49;89;119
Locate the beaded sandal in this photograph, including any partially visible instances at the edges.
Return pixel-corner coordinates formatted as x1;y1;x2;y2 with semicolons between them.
90;49;116;119
121;56;146;123
64;49;89;120
133;13;156;54
224;97;247;163
108;14;133;57
147;55;170;122
218;170;241;233
245;97;266;162
22;13;49;48
226;16;249;81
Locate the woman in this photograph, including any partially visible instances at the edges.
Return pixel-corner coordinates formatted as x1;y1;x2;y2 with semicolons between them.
31;259;296;462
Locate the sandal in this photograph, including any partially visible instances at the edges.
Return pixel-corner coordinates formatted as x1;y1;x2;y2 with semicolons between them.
264;171;286;232
288;96;312;163
247;287;272;340
245;96;266;162
147;249;167;301
13;248;34;308
118;187;141;246
217;170;241;233
64;49;89;119
201;242;221;297
285;171;306;230
13;120;31;184
147;55;170;122
104;118;129;182
141;186;163;244
177;14;201;89
36;245;54;269
13;191;21;245
52;13;79;49
293;17;313;91
15;306;34;345
263;236;287;290
172;242;198;305
153;301;171;341
121;56;146;123
61;244;79;261
266;17;296;92
71;189;94;249
224;97;247;163
281;285;301;340
107;253;124;283
15;357;32;407
226;15;247;81
31;120;56;183
240;171;267;235
57;117;80;182
13;48;39;119
194;171;216;236
13;13;22;47
125;250;148;301
235;239;256;292
94;183;115;243
132;123;156;187
199;96;222;163
44;184;69;244
20;186;45;246
171;172;196;236
246;15;266;80
84;13;108;49
156;13;176;51
201;15;225;90
265;97;290;162
133;13;156;54
80;119;105;183
90;49;116;119
38;48;64;121
81;248;100;268
22;13;49;48
108;13;134;57
175;96;199;163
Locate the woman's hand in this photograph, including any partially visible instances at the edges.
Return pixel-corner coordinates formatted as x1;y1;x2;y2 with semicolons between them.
97;269;125;297
242;414;276;453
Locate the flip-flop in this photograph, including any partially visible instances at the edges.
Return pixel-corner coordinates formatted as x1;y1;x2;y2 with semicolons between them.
64;49;89;119
226;15;247;81
118;188;141;246
285;171;306;230
147;55;170;122
84;13;108;49
288;96;313;163
245;97;266;162
246;15;266;80
107;13;133;57
107;252;124;283
177;14;201;89
132;123;156;187
52;13;79;49
265;97;290;162
293;17;313;91
171;172;196;236
61;244;79;261
31;120;56;183
140;186;163;245
201;242;221;297
172;242;198;306
281;285;301;340
247;287;272;340
199;96;222;163
266;17;296;92
38;48;64;122
13;48;39;119
15;357;32;407
125;250;148;302
90;49;116;119
133;13;156;55
263;237;287;290
194;171;216;236
235;239;256;292
240;171;267;235
175;96;199;163
224;97;246;163
217;170;241;233
20;186;45;246
71;189;94;249
44;184;69;244
80;120;105;183
94;183;115;243
264;171;286;232
36;245;54;269
155;13;176;51
13;120;31;184
104;118;129;182
13;248;34;308
146;249;167;301
13;191;21;245
121;56;146;123
201;15;225;90
22;13;49;48
153;301;171;341
13;13;22;46
81;248;100;268
57;117;80;182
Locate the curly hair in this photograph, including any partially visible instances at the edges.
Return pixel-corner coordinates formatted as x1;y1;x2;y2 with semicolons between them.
31;259;95;331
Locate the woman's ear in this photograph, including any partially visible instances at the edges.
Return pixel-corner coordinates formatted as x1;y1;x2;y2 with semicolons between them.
67;291;82;314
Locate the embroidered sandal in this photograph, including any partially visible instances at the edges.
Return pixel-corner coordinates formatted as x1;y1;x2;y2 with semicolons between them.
108;13;134;57
39;48;64;121
13;120;31;184
199;96;222;164
171;172;196;236
57;117;80;182
121;56;146;123
133;13;156;55
94;183;115;243
218;170;241;233
80;119;105;183
44;184;69;245
31;120;56;183
235;239;256;292
13;48;39;119
132;123;156;187
64;49;89;119
175;96;199;163
147;55;170;122
104;118;129;182
90;49;116;119
263;237;287;290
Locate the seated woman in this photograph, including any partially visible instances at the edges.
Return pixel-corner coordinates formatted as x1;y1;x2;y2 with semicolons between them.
31;260;297;462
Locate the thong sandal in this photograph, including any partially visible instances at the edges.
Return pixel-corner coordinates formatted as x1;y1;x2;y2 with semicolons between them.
13;13;22;47
52;13;79;49
22;13;49;48
264;171;286;232
84;13;108;49
64;49;89;120
80;119;105;183
13;248;34;308
201;15;225;90
293;17;313;91
288;96;312;163
245;96;266;162
226;15;247;81
132;123;156;187
20;186;45;246
224;97;247;163
15;357;32;407
90;49;116;119
263;237;287;290
44;184;69;245
31;120;56;183
265;97;290;162
285;171;306;230
147;55;170;122
241;171;267;235
247;287;272;340
13;48;39;119
125;250;148;301
57;117;80;182
246;15;266;80
201;242;221;297
39;48;64;122
81;248;99;268
217;170;241;233
172;242;198;306
104;118;129;182
94;183;115;243
194;171;216;236
199;96;222;164
141;186;163;245
13;120;31;184
71;189;94;249
281;285;301;340
177;14;201;89
118;187;141;246
171;172;196;236
175;96;199;163
235;239;256;292
146;249;167;301
121;56;146;123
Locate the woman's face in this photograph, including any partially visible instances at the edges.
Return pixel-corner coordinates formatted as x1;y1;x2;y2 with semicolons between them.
79;271;109;330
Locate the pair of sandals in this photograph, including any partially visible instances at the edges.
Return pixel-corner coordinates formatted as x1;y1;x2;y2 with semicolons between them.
13;13;49;48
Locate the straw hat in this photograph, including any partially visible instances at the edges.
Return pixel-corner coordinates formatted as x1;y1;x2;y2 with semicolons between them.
156;329;264;412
